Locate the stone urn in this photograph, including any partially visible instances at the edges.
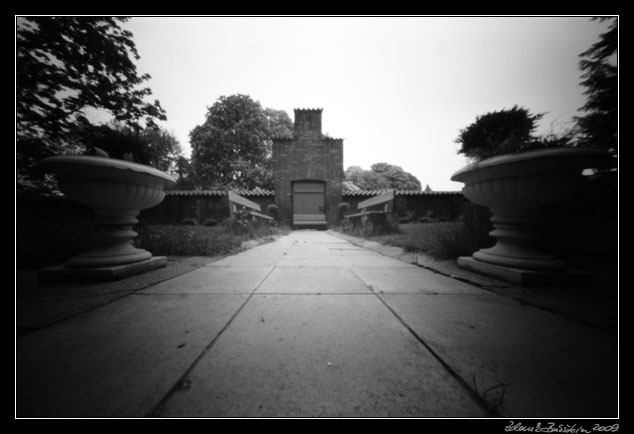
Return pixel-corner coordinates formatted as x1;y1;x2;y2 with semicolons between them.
450;147;610;284
40;155;176;273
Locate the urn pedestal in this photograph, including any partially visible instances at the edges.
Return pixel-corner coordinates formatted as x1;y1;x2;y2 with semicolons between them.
38;156;176;281
450;148;610;286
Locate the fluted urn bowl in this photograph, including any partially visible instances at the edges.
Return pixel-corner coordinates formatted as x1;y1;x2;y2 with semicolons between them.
451;147;610;271
41;156;176;268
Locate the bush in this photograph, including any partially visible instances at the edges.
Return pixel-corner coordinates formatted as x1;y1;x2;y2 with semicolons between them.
222;211;273;238
364;221;491;260
222;215;249;235
343;214;399;237
382;217;399;235
181;217;197;225
202;218;218;227
337;202;350;222
424;222;482;259
136;225;241;256
267;204;280;221
418;210;440;223
456;105;544;161
460;202;493;247
136;223;289;257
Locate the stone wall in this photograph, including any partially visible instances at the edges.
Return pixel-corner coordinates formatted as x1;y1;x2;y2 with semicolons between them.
341;191;467;222
141;190;466;225
395;193;467;221
140;191;275;224
272;109;343;225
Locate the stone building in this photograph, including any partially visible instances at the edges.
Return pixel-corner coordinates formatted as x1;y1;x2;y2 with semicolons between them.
272;109;343;227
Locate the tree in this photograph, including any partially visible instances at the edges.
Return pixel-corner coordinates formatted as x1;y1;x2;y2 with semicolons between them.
358;170;391;190
264;108;293;139
455;105;544;161
16;16;166;190
370;163;422;191
344;163;421;191
174;156;195;189
190;94;293;190
575;17;617;153
79;123;182;174
343;166;366;188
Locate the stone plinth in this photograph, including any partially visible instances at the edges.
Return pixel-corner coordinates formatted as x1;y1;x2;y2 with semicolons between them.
38;256;168;282
451;148;611;285
457;256;591;287
40;156;175;280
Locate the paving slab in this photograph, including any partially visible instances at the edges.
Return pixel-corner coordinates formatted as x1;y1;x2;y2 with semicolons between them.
277;254;346;268
291;231;344;243
331;249;384;256
17;230;617;418
207;253;284;268
157;294;488;418
338;253;418;268
202;239;293;268
286;245;333;255
256;267;371;294
379;293;618;417
329;246;366;251
351;266;490;295
142;266;272;294
17;293;247;417
17;256;218;333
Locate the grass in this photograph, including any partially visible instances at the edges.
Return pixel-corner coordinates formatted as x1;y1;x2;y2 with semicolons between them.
17;216;290;268
350;222;492;260
136;222;289;257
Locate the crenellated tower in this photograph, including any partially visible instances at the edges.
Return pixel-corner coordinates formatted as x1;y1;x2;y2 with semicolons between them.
272;108;343;227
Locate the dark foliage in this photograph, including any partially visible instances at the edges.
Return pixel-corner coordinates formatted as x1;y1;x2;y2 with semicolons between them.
190;94;293;190
17;17;166;192
455;105;546;161
575;17;617;153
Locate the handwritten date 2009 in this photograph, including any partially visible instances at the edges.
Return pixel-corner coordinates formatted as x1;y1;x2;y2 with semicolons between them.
505;422;619;433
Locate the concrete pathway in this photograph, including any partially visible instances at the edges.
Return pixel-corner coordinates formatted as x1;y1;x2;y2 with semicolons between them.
16;231;617;418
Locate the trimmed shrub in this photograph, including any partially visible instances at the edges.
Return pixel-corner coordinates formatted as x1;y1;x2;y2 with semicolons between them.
267;204;280;221
337;202;350;222
181;217;198;225
202;218;218;227
424;222;481;259
461;202;494;248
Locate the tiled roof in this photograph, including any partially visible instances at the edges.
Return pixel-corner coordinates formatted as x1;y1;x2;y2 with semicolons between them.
166;189;274;197
395;190;462;196
342;189;389;196
342;189;462;196
166;189;461;197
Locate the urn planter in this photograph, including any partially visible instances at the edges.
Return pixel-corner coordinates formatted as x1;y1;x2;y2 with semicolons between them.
450;147;610;285
39;156;176;281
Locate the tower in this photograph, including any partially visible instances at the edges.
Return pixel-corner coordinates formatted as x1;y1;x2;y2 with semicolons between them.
272;108;343;227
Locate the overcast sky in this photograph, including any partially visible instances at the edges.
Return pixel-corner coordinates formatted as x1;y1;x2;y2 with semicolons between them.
121;16;609;191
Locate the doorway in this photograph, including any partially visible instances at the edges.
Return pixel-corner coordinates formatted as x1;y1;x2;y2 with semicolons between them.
292;181;326;228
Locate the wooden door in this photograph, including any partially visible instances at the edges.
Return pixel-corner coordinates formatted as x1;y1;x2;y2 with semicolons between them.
292;182;326;226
